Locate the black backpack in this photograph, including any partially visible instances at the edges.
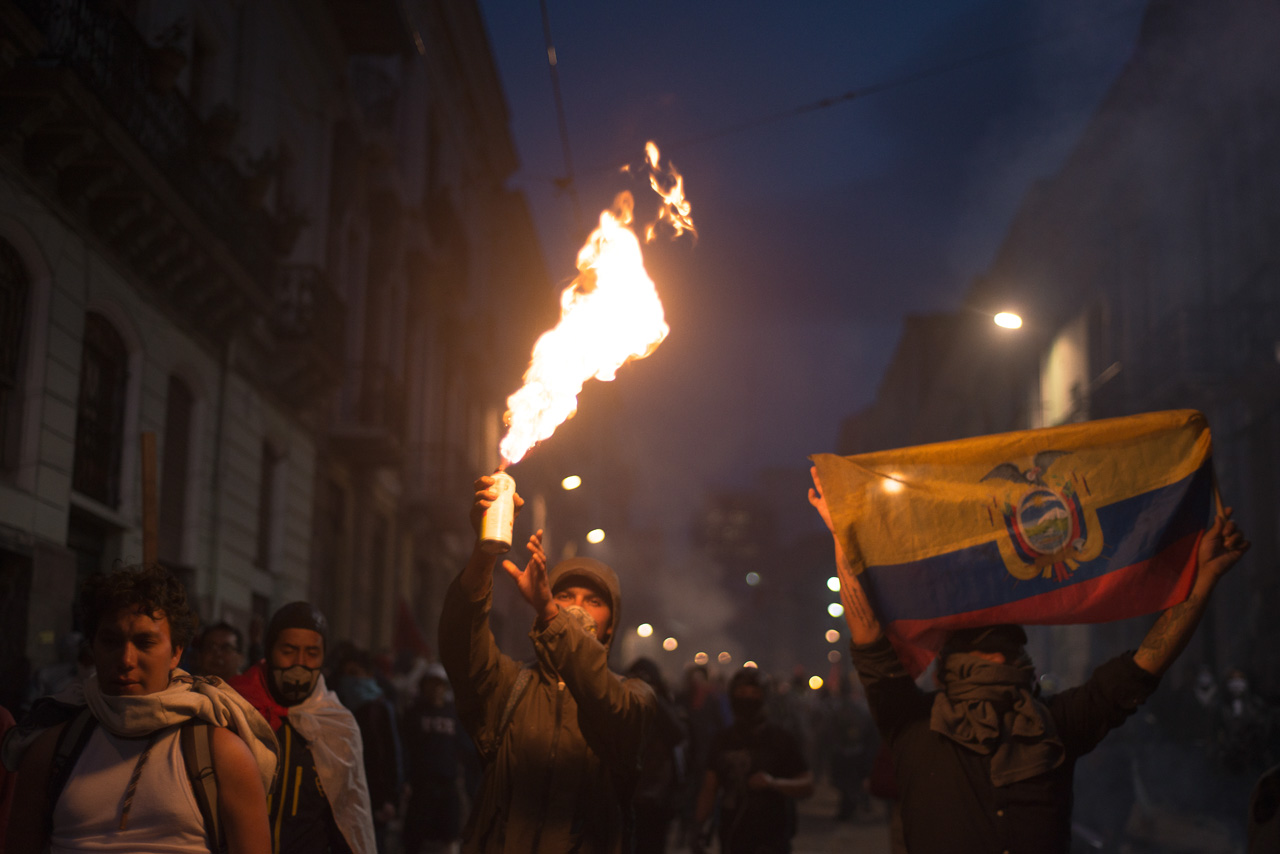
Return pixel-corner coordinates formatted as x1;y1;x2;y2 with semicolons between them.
46;708;223;851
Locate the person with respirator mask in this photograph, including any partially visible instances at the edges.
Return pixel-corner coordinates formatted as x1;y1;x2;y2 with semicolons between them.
230;602;376;853
439;475;656;853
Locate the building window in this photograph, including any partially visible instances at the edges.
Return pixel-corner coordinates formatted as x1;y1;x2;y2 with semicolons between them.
72;312;128;507
255;441;281;571
0;239;29;472
159;376;194;564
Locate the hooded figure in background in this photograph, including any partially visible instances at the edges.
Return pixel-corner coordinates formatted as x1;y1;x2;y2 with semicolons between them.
230;602;376;854
439;475;655;853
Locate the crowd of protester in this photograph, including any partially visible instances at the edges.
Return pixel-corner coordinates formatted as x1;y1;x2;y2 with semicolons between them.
2;567;1279;853
0;474;1273;853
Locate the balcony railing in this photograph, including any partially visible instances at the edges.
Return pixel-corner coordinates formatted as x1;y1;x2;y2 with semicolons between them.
330;363;407;465
14;0;275;283
274;264;345;352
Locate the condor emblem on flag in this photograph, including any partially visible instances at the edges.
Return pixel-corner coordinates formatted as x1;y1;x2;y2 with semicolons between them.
811;410;1215;675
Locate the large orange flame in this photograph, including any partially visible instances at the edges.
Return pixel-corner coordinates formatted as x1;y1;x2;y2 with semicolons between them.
499;143;692;467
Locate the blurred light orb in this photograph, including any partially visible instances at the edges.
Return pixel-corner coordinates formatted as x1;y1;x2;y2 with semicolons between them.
809;676;824;690
882;477;904;494
662;637;678;651
826;576;840;592
717;651;731;664
694;652;708;665
743;661;758;669
994;311;1023;329
745;571;761;586
561;475;582;490
828;650;842;663
586;528;605;544
637;623;653;638
825;629;840;643
828;603;845;618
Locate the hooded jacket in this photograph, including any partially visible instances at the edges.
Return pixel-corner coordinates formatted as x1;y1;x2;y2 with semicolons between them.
439;557;654;853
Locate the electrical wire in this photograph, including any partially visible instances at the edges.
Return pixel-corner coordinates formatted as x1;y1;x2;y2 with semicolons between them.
538;0;584;232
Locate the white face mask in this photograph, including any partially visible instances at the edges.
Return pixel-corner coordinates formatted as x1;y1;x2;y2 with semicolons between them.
272;664;320;705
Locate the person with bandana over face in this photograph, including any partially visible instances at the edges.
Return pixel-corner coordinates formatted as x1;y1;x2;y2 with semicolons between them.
808;467;1251;854
691;668;814;854
438;475;656;853
230;603;376;854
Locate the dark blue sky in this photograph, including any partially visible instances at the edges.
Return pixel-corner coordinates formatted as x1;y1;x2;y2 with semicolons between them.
478;0;1149;540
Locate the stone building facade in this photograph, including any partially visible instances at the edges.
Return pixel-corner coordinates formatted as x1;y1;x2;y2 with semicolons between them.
0;0;547;707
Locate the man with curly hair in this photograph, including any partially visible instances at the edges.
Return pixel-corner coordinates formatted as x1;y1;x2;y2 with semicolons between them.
2;564;278;853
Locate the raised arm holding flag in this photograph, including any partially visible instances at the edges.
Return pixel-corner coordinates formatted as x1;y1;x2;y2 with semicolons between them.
807;409;1250;854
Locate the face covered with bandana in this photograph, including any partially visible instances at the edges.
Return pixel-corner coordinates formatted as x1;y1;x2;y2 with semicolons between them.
268;627;325;706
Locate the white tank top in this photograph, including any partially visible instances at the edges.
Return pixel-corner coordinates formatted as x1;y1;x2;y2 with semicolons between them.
51;723;211;853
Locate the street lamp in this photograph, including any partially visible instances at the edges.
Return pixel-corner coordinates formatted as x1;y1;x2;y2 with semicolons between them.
561;475;582;490
636;623;653;638
994;311;1023;329
586;528;605;544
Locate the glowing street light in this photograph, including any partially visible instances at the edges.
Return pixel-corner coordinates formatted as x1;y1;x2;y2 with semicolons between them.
662;637;678;651
637;623;653;638
745;571;761;586
561;475;582;490
994;311;1023;329
586;528;605;544
694;652;708;665
828;603;845;618
743;661;758;669
717;651;732;664
826;576;840;592
809;676;824;690
825;629;840;643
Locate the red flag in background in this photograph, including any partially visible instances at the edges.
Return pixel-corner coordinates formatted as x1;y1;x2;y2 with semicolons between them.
394;600;432;660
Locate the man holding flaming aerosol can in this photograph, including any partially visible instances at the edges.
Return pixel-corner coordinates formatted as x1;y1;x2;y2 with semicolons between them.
438;472;655;853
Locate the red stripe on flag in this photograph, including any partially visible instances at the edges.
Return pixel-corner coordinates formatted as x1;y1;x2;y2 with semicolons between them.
884;528;1203;676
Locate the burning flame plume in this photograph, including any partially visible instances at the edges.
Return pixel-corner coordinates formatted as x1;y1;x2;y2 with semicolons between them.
499;143;693;467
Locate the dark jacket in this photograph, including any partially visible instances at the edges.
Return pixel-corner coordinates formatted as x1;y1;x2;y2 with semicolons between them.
439;574;655;853
851;636;1160;854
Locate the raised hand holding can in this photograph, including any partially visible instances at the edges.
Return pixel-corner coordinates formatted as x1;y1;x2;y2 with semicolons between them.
480;472;516;554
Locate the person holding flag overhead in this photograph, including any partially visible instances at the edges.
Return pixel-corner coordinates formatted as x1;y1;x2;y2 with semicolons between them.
808;410;1250;854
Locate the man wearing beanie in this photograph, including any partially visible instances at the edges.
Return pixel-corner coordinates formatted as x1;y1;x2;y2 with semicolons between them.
230;602;376;854
439;475;656;853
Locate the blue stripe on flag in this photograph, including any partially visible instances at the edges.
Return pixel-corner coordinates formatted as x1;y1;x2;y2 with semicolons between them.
861;462;1212;622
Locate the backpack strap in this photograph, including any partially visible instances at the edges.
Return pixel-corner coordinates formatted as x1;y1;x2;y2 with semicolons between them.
45;708;97;836
180;721;222;853
479;666;535;763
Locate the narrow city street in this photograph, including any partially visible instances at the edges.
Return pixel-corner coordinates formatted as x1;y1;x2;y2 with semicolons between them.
791;782;890;854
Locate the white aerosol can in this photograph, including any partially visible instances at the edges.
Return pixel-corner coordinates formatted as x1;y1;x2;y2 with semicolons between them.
479;471;516;554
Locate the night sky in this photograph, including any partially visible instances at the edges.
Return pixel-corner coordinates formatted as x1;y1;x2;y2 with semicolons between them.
478;0;1149;546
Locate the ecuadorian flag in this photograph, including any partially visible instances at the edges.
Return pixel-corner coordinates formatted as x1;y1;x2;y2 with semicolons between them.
811;410;1215;675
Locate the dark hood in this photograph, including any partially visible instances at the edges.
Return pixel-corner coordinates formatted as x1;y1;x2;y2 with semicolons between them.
547;557;621;650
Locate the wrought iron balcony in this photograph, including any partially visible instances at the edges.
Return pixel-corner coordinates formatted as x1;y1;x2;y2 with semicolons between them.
330;363;406;465
1;0;292;337
269;265;345;407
